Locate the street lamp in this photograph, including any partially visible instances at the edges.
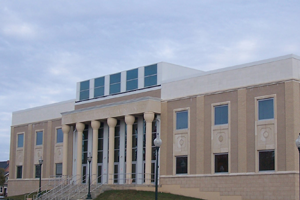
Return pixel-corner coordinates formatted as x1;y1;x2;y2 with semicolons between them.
295;133;300;200
154;137;162;200
86;154;92;199
38;158;43;197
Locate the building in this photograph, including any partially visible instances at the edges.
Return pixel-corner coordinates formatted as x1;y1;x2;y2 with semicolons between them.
0;160;9;197
8;54;300;200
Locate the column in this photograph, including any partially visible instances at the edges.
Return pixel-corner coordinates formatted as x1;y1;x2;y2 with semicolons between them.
125;115;135;184
107;117;117;184
62;124;70;178
91;120;100;184
144;112;154;184
76;122;85;184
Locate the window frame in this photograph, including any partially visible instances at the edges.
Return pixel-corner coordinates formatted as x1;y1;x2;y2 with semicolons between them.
56;128;63;144
109;73;121;95
79;80;90;101
94;76;105;97
258;150;275;172
55;163;63;176
17;133;24;148
258;98;274;121
214;153;229;173
144;64;157;87
36;130;43;146
175;110;189;130
175;156;188;174
126;68;139;91
35;164;41;178
214;104;229;125
16;166;22;179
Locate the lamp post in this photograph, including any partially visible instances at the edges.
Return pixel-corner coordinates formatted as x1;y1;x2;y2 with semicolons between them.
38;158;43;197
295;133;300;200
86;154;92;199
154;137;162;200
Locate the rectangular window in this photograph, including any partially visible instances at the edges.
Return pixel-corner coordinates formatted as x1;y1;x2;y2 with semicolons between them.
110;73;121;94
94;77;105;97
36;131;43;146
214;104;228;125
258;98;274;120
259;151;275;171
215;153;228;173
16;166;22;179
176;156;188;174
126;68;138;91
176;110;188;130
82;127;88;164
35;165;41;178
79;80;90;100
144;64;157;87
56;128;63;143
17;133;24;148
56;163;62;176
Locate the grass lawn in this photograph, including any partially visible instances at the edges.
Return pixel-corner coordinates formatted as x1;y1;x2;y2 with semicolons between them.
94;190;204;200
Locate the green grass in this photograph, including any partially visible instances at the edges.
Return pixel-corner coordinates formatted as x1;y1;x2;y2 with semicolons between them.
94;190;204;200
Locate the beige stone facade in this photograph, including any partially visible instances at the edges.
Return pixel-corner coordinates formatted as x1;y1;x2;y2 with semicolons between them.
8;55;300;199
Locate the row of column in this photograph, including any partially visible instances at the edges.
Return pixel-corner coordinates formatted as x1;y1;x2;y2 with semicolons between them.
62;112;155;184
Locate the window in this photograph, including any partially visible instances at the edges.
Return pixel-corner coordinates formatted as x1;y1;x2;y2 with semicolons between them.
35;165;41;178
79;80;90;100
126;68;138;91
56;128;63;143
16;166;22;179
215;153;228;173
214;105;228;125
144;64;157;87
176;156;188;174
176;110;188;130
258;98;274;120
56;163;62;176
0;186;2;193
110;73;121;94
94;77;105;97
82;127;88;164
259;151;275;171
36;131;43;145
17;133;24;148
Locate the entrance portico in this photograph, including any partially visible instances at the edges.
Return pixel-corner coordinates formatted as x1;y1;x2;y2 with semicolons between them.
61;97;161;185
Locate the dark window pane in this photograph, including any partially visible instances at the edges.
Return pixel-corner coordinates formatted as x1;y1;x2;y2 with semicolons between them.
132;135;138;148
35;165;40;178
144;75;157;87
36;131;43;145
215;154;228;173
17;166;22;179
215;105;228;125
80;90;89;100
114;164;118;183
56;163;62;176
176;156;188;174
82;166;86;183
98;139;103;150
110;73;121;84
144;64;157;76
97;151;103;163
126;79;138;91
110;83;120;94
127;68;138;80
80;80;90;91
95;77;105;87
94;87;104;97
132;148;137;161
82;152;87;164
259;151;275;171
176;110;188;130
114;150;119;162
259;98;274;120
98;165;102;183
132;163;136;183
18;134;24;148
114;137;120;149
151;162;155;182
56;128;63;143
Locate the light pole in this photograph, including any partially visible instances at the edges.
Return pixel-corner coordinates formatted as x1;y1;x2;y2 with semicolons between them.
154;137;162;200
295;133;300;200
86;154;92;199
38;158;43;197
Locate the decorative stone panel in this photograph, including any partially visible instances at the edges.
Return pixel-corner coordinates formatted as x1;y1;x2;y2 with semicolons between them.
16;149;24;165
257;123;275;150
173;133;189;155
34;147;43;164
212;127;229;153
54;146;63;163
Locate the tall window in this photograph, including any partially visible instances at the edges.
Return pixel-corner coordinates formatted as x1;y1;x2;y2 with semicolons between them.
35;165;41;178
258;98;274;120
80;80;90;101
176;110;188;130
56;128;63;143
17;133;24;148
36;131;43;146
114;121;120;183
82;127;88;164
97;124;104;183
176;156;188;174
214;105;228;125
56;163;62;176
144;64;157;87
17;166;22;179
215;153;228;173
131;119;138;183
126;68;138;91
259;150;275;171
94;77;105;97
110;73;121;95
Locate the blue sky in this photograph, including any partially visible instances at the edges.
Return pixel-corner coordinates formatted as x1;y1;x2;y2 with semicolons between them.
0;0;300;160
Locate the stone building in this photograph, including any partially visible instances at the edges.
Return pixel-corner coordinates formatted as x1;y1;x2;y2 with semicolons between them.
8;54;300;200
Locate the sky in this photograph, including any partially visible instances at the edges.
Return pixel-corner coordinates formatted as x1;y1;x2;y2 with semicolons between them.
0;0;300;161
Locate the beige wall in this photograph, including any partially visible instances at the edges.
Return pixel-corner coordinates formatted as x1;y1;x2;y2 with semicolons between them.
8;179;53;197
